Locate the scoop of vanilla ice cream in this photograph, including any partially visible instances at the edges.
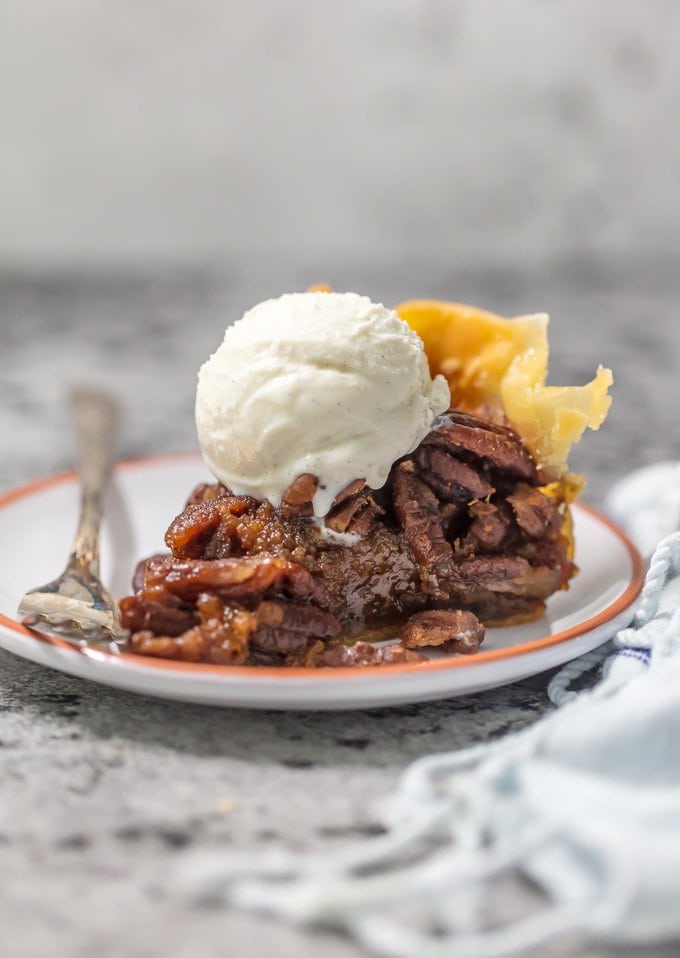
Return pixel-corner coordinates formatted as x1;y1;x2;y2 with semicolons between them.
195;291;450;518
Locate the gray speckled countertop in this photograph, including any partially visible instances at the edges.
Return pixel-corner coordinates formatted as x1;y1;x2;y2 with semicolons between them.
1;262;679;958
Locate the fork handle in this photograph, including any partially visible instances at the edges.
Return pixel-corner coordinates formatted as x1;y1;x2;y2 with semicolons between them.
69;388;120;574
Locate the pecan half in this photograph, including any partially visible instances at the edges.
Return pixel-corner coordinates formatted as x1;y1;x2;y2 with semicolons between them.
141;554;333;608
320;640;427;668
507;484;560;539
251;599;341;657
391;460;452;566
416;446;493;502
280;474;318;518
467;500;513;551
401;609;484;654
425;411;537;482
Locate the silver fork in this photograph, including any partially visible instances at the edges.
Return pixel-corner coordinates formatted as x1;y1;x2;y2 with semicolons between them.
17;388;128;651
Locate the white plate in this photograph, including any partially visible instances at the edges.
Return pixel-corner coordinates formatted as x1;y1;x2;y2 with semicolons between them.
0;456;644;710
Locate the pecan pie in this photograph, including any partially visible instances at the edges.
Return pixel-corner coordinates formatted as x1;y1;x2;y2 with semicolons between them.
120;410;575;667
120;293;611;668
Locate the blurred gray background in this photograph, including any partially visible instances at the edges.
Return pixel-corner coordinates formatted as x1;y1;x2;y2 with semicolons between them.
1;0;680;490
2;0;679;269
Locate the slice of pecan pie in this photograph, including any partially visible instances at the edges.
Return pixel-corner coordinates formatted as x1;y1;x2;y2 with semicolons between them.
119;297;611;668
120;410;575;667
